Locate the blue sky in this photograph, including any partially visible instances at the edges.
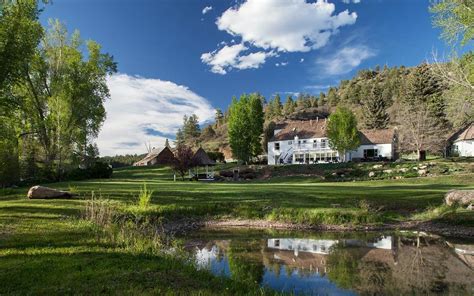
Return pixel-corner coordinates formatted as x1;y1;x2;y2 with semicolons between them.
41;0;448;155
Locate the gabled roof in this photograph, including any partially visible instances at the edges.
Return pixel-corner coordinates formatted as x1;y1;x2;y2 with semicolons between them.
134;147;168;165
271;120;327;141
359;128;396;145
192;147;216;166
271;120;395;144
449;122;474;142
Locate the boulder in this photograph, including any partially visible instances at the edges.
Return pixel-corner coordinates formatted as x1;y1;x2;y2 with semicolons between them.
398;168;408;173
27;186;75;199
372;164;383;169
368;171;376;177
445;190;474;206
383;169;393;174
418;169;427;176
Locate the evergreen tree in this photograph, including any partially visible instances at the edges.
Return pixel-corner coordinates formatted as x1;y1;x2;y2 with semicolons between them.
183;114;201;140
175;128;185;147
327;87;339;107
272;94;283;118
360;83;389;129
283;95;296;115
214;108;224;127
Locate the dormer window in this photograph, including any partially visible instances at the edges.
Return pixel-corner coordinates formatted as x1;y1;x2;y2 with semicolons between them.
274;142;280;151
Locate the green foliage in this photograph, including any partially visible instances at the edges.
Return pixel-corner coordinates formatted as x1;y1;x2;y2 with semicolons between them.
360;83;389;129
138;183;154;209
100;153;145;168
67;161;113;180
430;0;474;47
0;121;19;187
282;95;296;115
228;93;264;163
327;107;360;160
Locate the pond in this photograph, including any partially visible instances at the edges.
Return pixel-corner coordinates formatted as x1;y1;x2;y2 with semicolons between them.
184;229;474;295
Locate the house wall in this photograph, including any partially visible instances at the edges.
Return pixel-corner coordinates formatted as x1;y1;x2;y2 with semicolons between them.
268;140;394;165
452;140;474;157
268;137;337;165
348;144;394;160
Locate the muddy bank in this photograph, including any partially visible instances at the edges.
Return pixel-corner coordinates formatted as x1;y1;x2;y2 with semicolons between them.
162;218;474;238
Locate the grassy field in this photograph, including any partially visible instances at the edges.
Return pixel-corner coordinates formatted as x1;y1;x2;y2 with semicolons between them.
1;164;473;294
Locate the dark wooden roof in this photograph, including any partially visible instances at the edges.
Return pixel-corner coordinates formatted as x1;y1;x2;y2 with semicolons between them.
192;147;216;166
359;129;396;145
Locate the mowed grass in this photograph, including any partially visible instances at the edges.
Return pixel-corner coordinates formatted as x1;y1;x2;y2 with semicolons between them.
1;165;473;294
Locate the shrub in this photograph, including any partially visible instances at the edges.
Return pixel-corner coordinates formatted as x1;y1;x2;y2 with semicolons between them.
219;170;234;178
67;161;113;180
207;151;225;162
138;183;153;209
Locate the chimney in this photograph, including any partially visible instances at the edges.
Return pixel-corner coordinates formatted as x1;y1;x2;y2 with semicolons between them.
316;117;319;122
310;119;313;126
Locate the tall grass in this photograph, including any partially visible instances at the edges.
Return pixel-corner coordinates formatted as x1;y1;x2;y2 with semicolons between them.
137;183;153;209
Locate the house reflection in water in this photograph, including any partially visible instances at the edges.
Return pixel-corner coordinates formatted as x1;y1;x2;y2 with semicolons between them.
266;236;393;276
188;234;473;295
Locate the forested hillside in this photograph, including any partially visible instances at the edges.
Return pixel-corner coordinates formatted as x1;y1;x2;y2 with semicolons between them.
179;57;473;158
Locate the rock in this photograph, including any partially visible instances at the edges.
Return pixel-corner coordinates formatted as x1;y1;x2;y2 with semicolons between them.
419;165;428;169
398;168;408;173
383;169;393;174
27;186;75;199
418;169;427;176
369;171;376;177
394;159;404;163
395;176;404;180
412;167;418;171
372;164;383;169
445;190;474;206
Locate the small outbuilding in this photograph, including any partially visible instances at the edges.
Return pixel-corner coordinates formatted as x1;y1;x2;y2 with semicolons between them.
447;123;474;157
133;146;176;166
190;147;216;180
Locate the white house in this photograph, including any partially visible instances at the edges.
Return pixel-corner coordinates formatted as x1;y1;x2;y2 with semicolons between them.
448;123;474;157
267;119;397;165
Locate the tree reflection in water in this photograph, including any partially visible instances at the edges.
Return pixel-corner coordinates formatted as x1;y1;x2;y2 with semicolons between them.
188;232;473;295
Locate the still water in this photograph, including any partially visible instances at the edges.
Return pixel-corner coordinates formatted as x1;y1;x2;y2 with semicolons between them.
184;229;474;295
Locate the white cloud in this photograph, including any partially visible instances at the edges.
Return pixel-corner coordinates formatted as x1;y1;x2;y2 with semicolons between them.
96;73;215;156
342;0;361;4
300;58;305;63
201;43;273;74
217;0;357;52
202;6;213;15
316;45;375;76
202;0;357;73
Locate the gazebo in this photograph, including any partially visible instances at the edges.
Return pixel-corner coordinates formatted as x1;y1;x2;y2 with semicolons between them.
190;148;216;180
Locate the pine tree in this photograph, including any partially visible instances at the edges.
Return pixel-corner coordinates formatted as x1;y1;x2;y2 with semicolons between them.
360;83;389;129
283;95;296;115
327;87;339;107
272;94;283;118
175;128;185;147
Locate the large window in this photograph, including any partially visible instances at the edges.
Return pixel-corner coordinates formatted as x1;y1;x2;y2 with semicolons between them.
313;139;318;148
274;142;280;151
364;149;378;158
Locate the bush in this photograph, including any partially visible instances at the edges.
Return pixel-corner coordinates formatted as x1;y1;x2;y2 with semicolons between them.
137;183;153;209
219;170;234;178
67;161;113;180
207;151;225;163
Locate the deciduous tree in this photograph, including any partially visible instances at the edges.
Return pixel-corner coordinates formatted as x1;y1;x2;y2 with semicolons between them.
327;107;360;162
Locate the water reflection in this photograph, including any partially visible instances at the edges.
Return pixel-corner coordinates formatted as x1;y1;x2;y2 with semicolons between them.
187;232;474;295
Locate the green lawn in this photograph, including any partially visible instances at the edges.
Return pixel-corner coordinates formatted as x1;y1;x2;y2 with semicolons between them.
1;165;473;294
